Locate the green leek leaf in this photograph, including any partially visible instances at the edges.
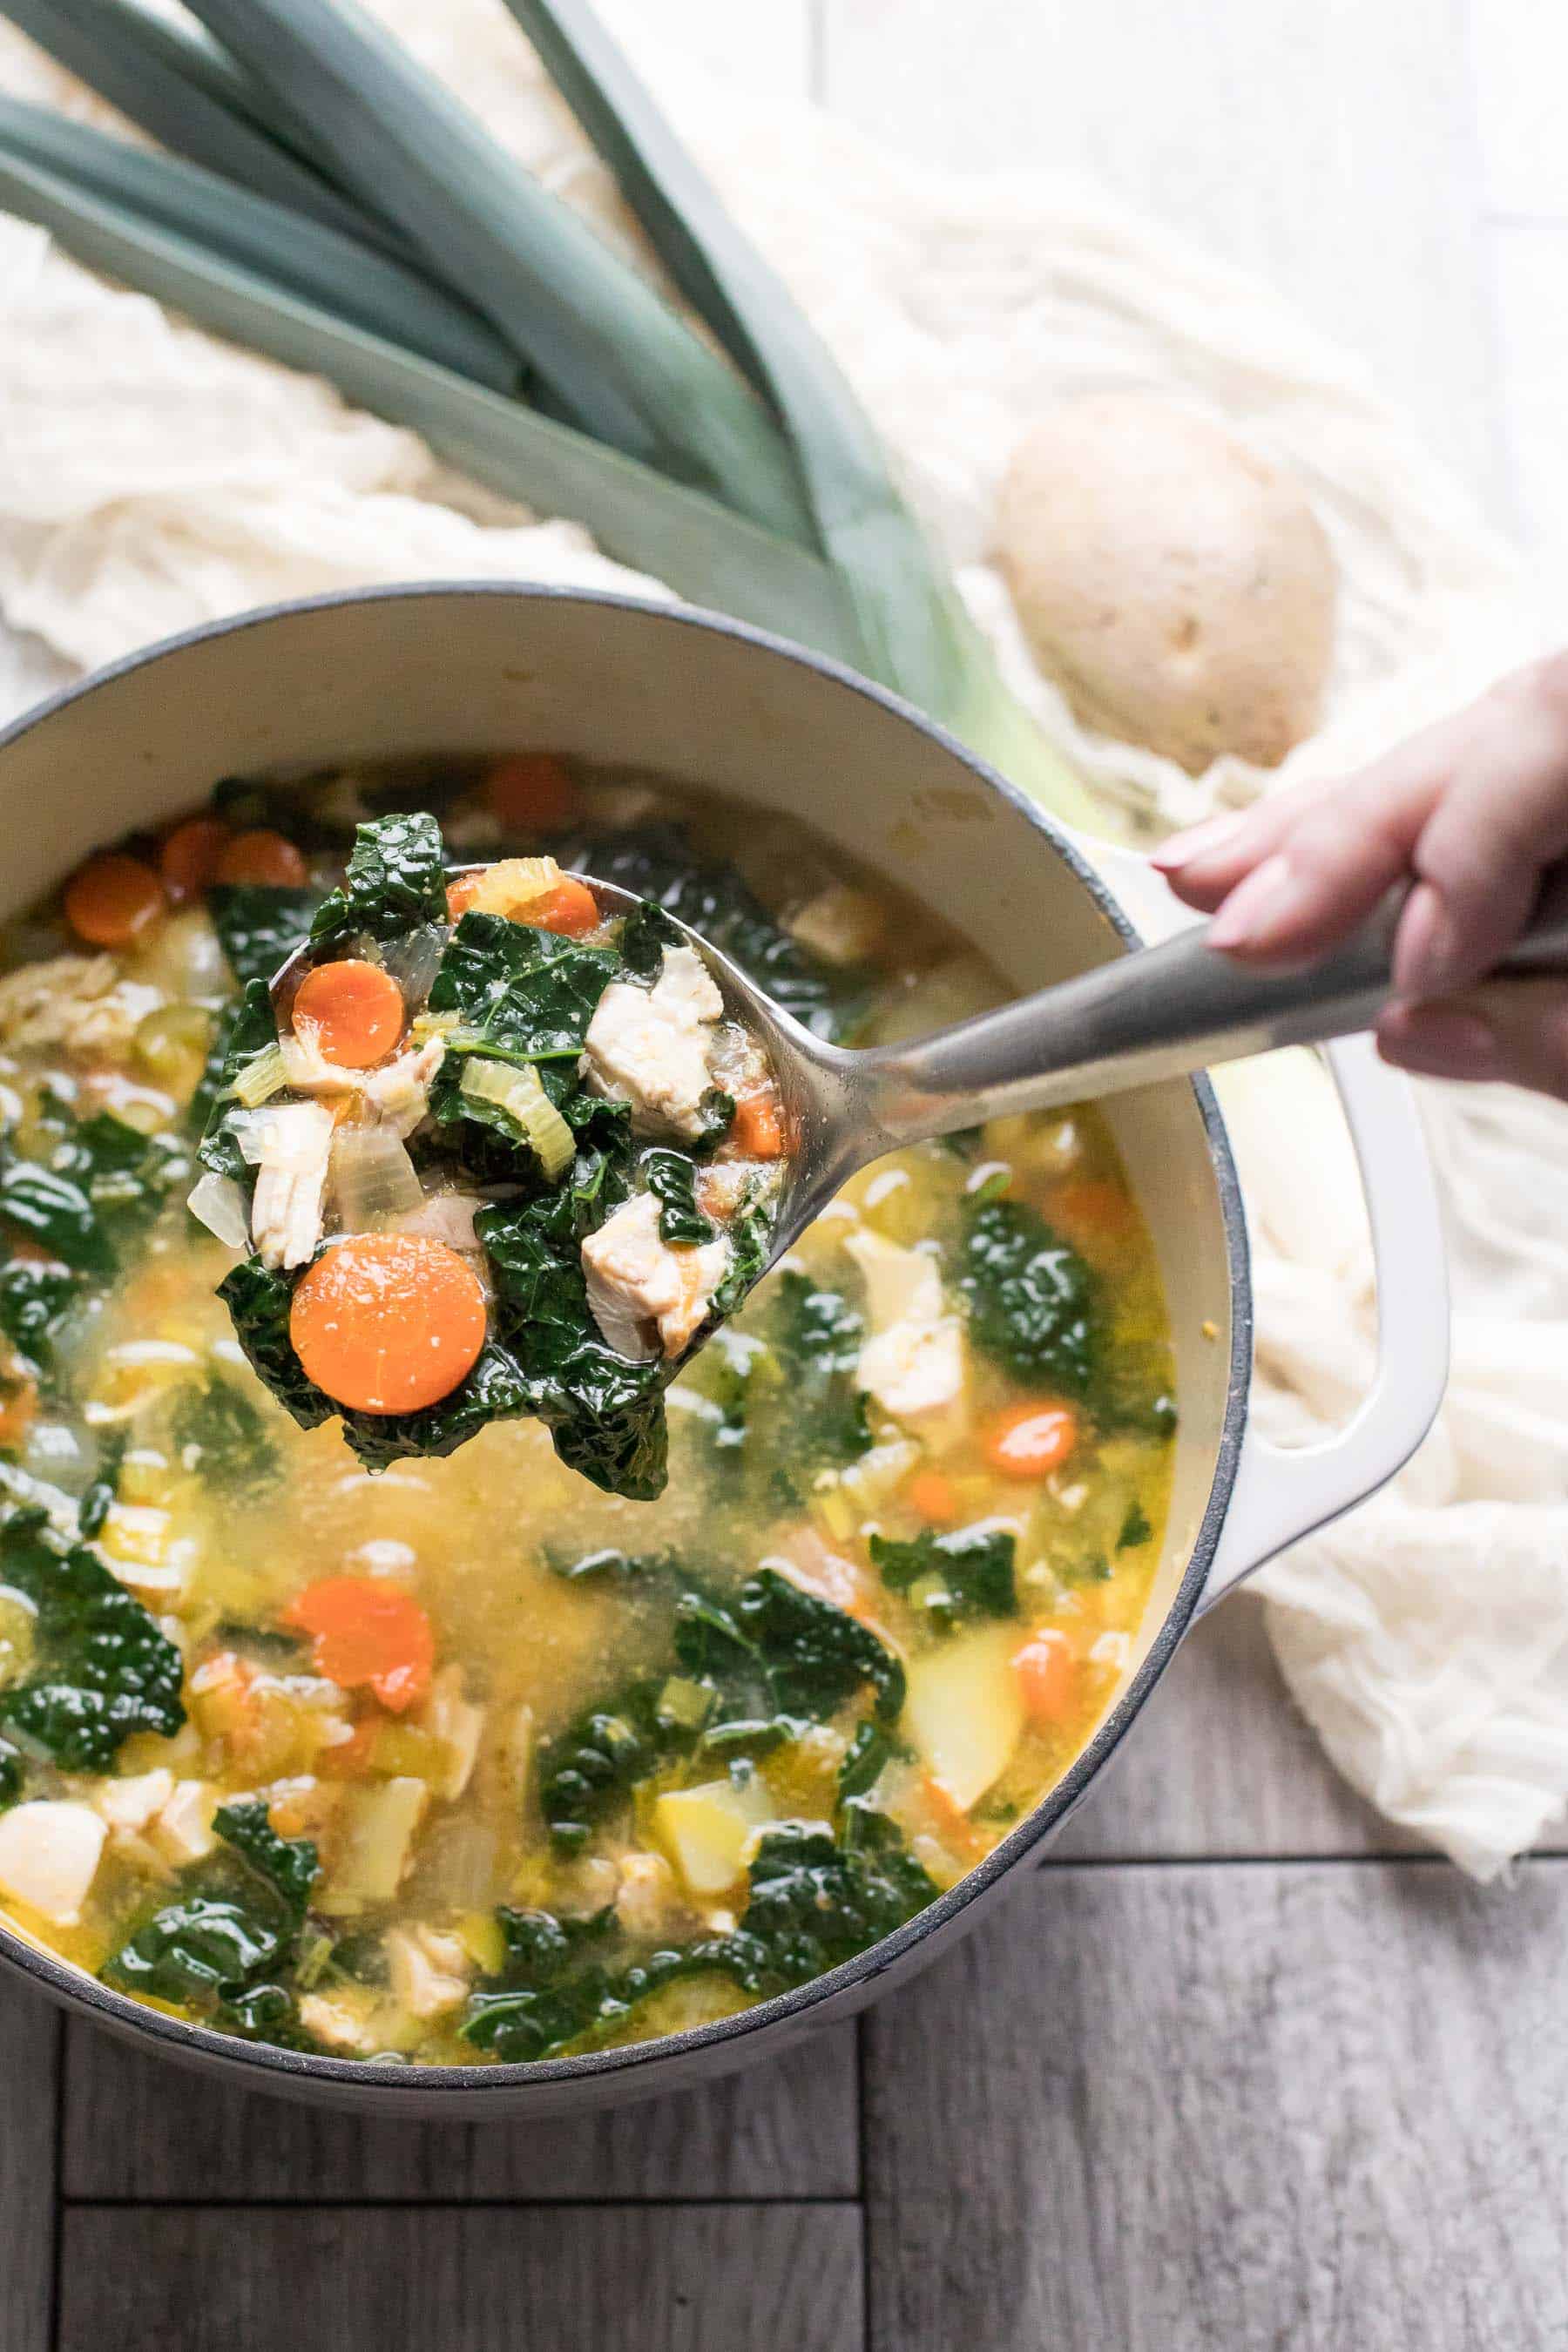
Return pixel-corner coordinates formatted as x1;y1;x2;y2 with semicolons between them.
176;0;815;547
0;146;855;655
503;0;1096;826
0;97;522;392
0;0;408;260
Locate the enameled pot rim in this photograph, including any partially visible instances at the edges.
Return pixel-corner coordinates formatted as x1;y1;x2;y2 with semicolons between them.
0;583;1252;2099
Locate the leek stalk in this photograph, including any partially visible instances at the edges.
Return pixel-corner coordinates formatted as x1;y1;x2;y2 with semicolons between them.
502;0;1095;825
176;0;816;546
0;0;408;260
0;98;522;392
0;146;855;654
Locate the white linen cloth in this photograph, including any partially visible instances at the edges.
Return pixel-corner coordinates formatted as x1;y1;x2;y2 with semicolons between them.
0;0;1564;1878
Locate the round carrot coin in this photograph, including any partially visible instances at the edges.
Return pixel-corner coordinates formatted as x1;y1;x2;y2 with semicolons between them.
283;1576;435;1713
483;752;575;829
159;816;231;903
64;854;167;950
1012;1630;1077;1723
292;959;406;1069
525;877;600;936
215;828;309;888
983;1400;1079;1479
290;1234;487;1415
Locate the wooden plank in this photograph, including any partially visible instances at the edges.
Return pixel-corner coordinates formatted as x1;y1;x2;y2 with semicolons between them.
863;1857;1568;2350
821;0;1503;504
1051;1589;1416;1860
58;2202;864;2352
0;1974;62;2352
63;2015;858;2200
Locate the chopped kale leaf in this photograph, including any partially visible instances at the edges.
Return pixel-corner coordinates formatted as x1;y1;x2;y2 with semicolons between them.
429;911;617;1065
538;1681;672;1852
642;1148;713;1245
308;812;449;950
196;979;280;1186
1118;1498;1153;1551
212;1799;319;1927
0;1099;182;1280
0;1257;78;1389
0;1736;21;1808
868;1525;1018;1628
0;1506;185;1770
960;1198;1102;1396
734;1568;905;1723
77;1432;125;1541
208;884;322;990
737;1815;937;1986
170;1375;280;1498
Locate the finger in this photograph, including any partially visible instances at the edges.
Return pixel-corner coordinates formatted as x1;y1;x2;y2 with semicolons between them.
1154;776;1333;911
1395;660;1568;997
1378;978;1568;1099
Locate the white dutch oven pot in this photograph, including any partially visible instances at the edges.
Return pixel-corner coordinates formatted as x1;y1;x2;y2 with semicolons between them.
0;589;1448;2114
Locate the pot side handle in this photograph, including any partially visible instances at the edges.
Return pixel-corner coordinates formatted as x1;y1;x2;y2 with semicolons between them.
1197;1034;1450;1611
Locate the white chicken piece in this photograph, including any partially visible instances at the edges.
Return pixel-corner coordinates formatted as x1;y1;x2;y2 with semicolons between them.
416;1666;485;1801
299;1993;380;2054
385;1189;483;1254
0;1801;107;1925
151;1780;220;1866
362;1037;446;1139
581;944;724;1139
92;1768;175;1836
386;1923;470;2021
582;1191;728;1361
249;1100;335;1270
614;1850;692;1941
844;1229;967;1431
0;954;160;1061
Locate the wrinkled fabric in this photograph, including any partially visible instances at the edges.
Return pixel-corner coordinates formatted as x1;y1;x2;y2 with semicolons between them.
0;0;1561;1876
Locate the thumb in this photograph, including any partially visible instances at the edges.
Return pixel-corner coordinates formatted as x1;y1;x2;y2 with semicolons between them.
1378;979;1568;1098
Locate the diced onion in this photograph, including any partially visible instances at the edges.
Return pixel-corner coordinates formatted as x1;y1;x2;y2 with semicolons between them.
409;1010;460;1044
377;923;447;1010
329;1125;425;1231
460;1058;574;1180
460;857;562;919
185;1171;250;1251
233;1040;287;1108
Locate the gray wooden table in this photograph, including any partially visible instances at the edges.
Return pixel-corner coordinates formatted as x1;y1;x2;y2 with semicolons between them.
5;3;1568;2345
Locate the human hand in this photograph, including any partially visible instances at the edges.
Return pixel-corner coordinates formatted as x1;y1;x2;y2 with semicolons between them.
1152;652;1568;1098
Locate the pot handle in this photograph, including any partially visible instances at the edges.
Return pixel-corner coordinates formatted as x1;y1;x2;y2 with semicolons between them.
1197;1034;1449;1611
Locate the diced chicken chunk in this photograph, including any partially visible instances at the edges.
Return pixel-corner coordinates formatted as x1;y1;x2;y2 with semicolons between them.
93;1768;175;1835
249;1100;335;1270
787;884;886;968
386;1189;483;1254
844;1229;966;1430
0;1801;106;1925
386;1923;470;2020
0;954;160;1061
614;1850;692;1941
152;1780;220;1866
362;1037;446;1139
581;945;722;1139
582;1191;728;1362
299;1993;381;2054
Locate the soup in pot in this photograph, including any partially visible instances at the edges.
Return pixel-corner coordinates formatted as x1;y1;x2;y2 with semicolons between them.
0;755;1174;2064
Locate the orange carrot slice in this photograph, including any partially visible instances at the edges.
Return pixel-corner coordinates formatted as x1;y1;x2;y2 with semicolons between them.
159;816;231;903
525;877;600;936
64;854;167;950
483;751;575;829
290;1234;487;1416
983;1400;1079;1479
215;828;309;888
1012;1630;1078;1722
732;1089;785;1159
906;1469;958;1524
292;959;406;1069
283;1576;435;1713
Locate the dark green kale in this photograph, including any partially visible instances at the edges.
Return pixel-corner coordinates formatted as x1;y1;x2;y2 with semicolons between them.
210;773;355;850
960;1198;1102;1397
102;1800;319;2041
77;1432;125;1541
208;884;322;990
0;1098;183;1278
169;1375;280;1498
1119;1498;1153;1551
868;1525;1018;1628
837;1719;904;1801
308;812;449;950
537;1681;672;1852
733;1569;904;1723
0;1257;78;1389
642;1148;713;1245
544;1546;679;1583
710;1271;870;1503
0;1506;185;1770
736;1814;937;1985
0;1736;21;1809
195;979;279;1186
459;1812;937;2063
573;823;868;1041
429;911;618;1065
616;896;685;979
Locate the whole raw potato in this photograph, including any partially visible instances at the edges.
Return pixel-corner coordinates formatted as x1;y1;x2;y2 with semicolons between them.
997;395;1338;774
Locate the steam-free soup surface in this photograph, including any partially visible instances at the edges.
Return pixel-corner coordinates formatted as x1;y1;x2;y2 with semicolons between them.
0;757;1174;2065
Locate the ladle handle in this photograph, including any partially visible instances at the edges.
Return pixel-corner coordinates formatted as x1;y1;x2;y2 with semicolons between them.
861;865;1568;1138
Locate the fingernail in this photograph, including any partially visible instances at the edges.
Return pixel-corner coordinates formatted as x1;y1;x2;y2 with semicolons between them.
1151;813;1246;873
1395;882;1463;997
1206;855;1308;953
1380;1005;1499;1079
